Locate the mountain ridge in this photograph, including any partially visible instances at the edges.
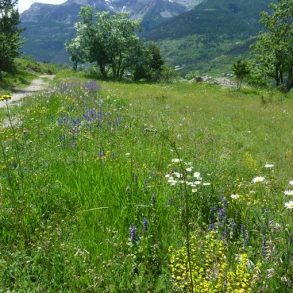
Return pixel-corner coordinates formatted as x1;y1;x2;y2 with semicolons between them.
20;0;272;74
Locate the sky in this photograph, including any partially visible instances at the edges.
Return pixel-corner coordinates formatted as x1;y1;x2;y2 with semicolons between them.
17;0;67;13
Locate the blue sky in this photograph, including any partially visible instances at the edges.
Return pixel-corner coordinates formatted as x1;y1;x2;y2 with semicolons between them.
18;0;66;13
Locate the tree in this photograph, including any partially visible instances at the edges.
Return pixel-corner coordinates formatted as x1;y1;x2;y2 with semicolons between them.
0;0;22;78
232;59;250;89
66;6;141;80
252;0;293;92
133;43;165;82
65;36;86;71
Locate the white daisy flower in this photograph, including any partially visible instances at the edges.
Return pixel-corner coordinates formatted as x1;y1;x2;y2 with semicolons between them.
193;172;201;180
186;167;193;172
289;181;293;186
252;176;265;183
284;200;293;209
284;190;293;196
191;188;197;193
171;158;181;163
230;194;240;199
203;182;211;186
264;164;274;168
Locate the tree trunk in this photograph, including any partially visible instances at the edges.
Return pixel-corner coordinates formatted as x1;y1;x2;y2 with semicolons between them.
275;64;280;86
111;56;117;79
117;52;123;80
98;62;107;79
286;66;293;92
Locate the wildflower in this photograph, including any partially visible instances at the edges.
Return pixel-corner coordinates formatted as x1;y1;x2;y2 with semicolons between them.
125;153;131;156
267;268;275;278
83;109;97;122
193;181;201;185
143;218;148;232
284;190;293;196
0;94;12;101
186;167;193;172
264;163;274;168
173;172;182;178
230;194;240;199
284;201;293;209
193;172;201;179
203;182;211;186
252;176;265;183
171;158;181;163
289;181;293;186
191;188;197;193
129;224;139;243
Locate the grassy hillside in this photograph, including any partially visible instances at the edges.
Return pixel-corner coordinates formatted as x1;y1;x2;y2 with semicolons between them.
157;35;256;75
0;74;292;291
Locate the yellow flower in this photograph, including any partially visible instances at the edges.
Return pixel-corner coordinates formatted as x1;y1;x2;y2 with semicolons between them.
0;95;12;101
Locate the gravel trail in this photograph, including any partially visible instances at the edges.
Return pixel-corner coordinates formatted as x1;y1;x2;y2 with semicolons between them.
0;74;55;109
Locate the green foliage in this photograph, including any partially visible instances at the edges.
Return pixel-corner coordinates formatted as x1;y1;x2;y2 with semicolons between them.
232;59;250;89
252;0;293;92
66;7;142;80
0;0;22;78
133;42;165;82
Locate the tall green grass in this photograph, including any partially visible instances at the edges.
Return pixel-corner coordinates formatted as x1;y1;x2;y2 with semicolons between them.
0;79;292;291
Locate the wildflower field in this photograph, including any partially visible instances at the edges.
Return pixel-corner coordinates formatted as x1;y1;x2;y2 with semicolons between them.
0;76;292;292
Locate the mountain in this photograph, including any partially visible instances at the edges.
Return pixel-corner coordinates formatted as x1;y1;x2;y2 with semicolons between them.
20;0;203;63
145;0;271;40
143;0;272;75
20;0;272;74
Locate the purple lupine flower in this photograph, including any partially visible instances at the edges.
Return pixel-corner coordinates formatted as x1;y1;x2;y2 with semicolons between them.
143;218;149;232
99;150;105;158
84;81;100;92
241;224;249;248
209;207;217;223
129;224;139;243
228;218;237;239
84;109;98;122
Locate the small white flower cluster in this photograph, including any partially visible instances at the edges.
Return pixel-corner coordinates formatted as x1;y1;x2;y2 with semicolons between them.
166;159;210;192
252;176;265;184
284;180;293;209
230;194;240;200
264;163;274;169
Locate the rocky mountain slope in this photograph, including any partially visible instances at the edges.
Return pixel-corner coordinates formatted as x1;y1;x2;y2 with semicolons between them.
20;0;272;74
20;0;203;63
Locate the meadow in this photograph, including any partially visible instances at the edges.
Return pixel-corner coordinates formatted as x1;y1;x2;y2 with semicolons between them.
0;74;292;292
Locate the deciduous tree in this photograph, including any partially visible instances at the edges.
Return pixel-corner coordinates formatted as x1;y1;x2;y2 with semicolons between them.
66;6;141;80
252;0;293;92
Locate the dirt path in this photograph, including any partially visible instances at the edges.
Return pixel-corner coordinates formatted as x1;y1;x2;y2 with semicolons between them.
0;74;55;109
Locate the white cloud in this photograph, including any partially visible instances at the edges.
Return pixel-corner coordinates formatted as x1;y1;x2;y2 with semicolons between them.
18;0;67;13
